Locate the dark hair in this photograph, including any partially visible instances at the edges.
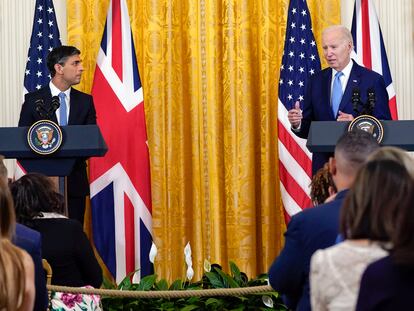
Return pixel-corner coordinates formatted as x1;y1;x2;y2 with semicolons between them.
334;130;379;175
340;159;413;242
310;163;336;205
391;187;414;266
46;45;81;77
10;173;64;227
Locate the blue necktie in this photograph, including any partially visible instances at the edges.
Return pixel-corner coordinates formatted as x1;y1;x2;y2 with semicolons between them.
59;92;67;126
331;71;344;117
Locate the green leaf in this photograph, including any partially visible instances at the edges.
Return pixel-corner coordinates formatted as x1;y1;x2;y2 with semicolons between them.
169;279;183;290
180;305;200;311
117;270;138;289
229;261;243;285
213;267;239;288
137;274;157;290
205;271;225;288
205;297;223;308
155;278;169;290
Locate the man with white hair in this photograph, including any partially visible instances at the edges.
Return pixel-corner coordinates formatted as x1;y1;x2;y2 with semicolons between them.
287;25;391;174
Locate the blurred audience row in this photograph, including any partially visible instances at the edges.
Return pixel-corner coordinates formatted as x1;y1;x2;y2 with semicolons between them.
0;157;102;311
269;130;414;311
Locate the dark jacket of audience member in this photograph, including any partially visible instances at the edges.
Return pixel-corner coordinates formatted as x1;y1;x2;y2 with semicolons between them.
14;224;48;311
10;173;102;288
268;130;379;311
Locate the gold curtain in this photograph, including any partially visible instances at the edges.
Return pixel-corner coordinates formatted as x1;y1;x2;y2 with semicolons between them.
67;0;340;282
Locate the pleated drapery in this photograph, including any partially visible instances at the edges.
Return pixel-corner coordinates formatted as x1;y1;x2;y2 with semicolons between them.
67;0;340;282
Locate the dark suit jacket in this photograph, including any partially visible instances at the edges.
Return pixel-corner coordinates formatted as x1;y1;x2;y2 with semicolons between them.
18;86;97;197
14;223;48;311
356;256;414;311
268;190;348;311
293;61;391;174
31;218;102;288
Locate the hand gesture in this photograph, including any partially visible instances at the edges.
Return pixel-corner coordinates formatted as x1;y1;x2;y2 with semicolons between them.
287;101;302;128
337;111;354;121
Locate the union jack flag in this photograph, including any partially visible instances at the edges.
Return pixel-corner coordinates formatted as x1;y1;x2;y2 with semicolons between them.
23;0;61;94
351;0;398;119
277;0;321;218
89;0;153;283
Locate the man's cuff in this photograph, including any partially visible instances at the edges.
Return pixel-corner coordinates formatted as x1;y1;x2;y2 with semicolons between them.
291;122;301;132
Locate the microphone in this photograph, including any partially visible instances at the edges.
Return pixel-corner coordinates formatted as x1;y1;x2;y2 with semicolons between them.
51;96;60;113
35;99;47;118
366;88;376;115
351;87;362;116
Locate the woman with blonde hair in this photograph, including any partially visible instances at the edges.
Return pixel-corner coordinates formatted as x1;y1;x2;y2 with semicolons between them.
0;178;35;311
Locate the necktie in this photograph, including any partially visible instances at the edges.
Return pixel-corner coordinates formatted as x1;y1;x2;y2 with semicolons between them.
59;92;67;126
331;71;344;117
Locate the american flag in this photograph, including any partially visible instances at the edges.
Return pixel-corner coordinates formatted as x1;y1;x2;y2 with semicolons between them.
277;0;321;217
23;0;61;94
16;0;61;179
89;0;153;283
351;0;398;120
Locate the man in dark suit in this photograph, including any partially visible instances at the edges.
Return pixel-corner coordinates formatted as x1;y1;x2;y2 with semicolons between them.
18;45;97;225
288;25;391;174
268;130;379;311
0;157;48;311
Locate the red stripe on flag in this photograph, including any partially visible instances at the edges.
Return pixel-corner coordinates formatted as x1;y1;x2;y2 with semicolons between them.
124;193;135;276
112;0;123;80
278;120;312;178
279;161;312;209
361;0;372;69
91;66;152;209
389;96;398;120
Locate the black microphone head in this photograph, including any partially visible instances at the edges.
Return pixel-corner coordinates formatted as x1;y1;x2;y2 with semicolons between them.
34;98;44;105
351;88;361;116
352;87;360;96
34;99;45;117
367;88;375;99
51;96;60;111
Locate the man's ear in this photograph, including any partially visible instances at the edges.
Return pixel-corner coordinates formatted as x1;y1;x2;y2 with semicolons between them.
329;157;336;176
54;63;63;75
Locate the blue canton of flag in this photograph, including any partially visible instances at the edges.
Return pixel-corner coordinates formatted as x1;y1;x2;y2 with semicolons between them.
278;0;321;110
24;0;61;94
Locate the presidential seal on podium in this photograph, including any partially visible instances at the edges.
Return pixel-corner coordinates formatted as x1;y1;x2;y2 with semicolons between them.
27;120;63;155
348;115;384;143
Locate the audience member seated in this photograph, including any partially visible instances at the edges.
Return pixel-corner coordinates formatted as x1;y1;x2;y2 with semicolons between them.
0;156;48;311
310;156;414;310
268;130;379;311
0;178;35;311
355;151;414;311
10;173;103;288
309;162;337;206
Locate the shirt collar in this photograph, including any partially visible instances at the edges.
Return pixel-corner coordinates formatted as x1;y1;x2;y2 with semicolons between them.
332;59;353;79
49;81;71;99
